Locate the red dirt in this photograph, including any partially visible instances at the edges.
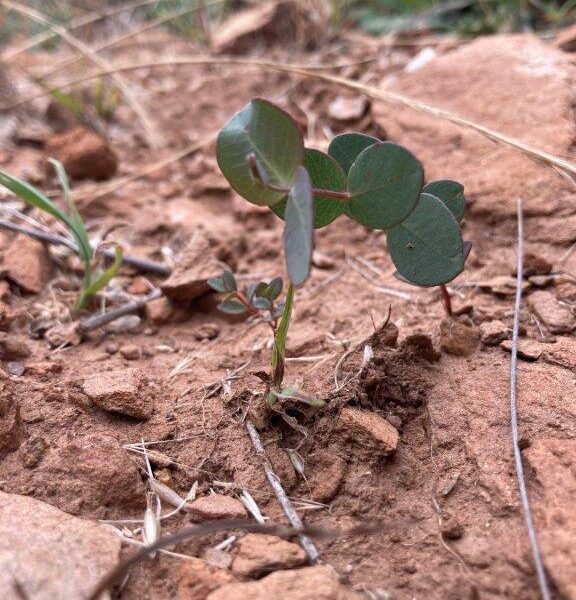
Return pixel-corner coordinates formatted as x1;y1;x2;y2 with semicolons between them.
0;21;575;600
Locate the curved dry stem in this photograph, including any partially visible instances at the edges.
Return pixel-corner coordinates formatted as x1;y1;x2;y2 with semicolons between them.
2;0;162;148
5;55;576;177
1;0;192;61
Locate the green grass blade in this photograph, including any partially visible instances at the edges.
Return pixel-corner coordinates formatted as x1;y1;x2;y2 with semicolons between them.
0;169;70;224
272;280;295;376
48;159;92;265
75;245;123;310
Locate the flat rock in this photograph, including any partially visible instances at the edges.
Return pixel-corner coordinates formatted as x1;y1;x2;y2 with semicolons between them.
189;494;247;522
41;434;144;514
523;439;576;598
373;35;575;218
161;234;227;303
207;565;361;600
500;338;544;361
232;534;308;578
178;558;236;600
82;368;153;419
213;1;321;54
0;491;121;599
480;320;510;346
339;407;398;455
440;319;481;356
528;291;574;334
45;126;118;180
2;234;52;294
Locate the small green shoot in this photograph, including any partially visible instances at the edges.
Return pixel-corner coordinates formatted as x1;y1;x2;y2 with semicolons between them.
0;161;122;312
215;98;471;398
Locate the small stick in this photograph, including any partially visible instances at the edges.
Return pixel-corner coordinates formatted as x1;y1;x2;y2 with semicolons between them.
0;219;171;277
510;198;551;600
245;418;319;563
79;288;162;332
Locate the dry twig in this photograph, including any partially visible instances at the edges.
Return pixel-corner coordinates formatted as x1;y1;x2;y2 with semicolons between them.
510;198;551;600
245;418;319;562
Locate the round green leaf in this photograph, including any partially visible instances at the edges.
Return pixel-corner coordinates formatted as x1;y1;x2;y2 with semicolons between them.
387;193;464;287
328;132;379;175
216;98;304;206
271;149;347;228
347;142;423;230
422;180;466;222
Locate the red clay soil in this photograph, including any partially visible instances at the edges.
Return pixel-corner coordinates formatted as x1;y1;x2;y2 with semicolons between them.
0;22;575;600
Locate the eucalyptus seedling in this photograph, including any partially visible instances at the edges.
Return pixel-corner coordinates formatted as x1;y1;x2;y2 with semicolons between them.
0;160;122;311
215;98;470;400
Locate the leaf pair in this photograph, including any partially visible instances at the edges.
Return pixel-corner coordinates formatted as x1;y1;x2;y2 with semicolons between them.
217;99;315;287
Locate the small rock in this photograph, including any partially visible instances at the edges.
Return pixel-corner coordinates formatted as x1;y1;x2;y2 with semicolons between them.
232;534;308;578
514;253;552;277
106;315;141;333
529;274;555;288
328;96;369;122
0;492;121;599
178;559;236;600
3;234;53;293
82;368;153;419
440;319;481;356
193;322;221;341
120;344;141;360
528;291;574;334
161;235;228;303
45;126;118;180
479;320;510;346
500;339;544;361
441;516;464;540
26;360;63;378
146;296;176;325
308;453;347;504
127;276;151;295
45;321;82;348
312;252;336;269
43;434;144;513
207;565;362;600
0;394;23;459
7;361;25;376
189;494;247;522
401;332;440;362
339;407;399;455
20;436;46;469
213;1;322;54
386;414;403;431
0;334;31;360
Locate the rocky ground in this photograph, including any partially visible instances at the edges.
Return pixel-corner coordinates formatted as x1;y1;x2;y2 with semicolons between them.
0;4;575;599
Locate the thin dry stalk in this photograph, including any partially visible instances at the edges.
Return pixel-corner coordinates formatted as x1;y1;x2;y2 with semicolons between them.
1;0;190;61
39;0;228;81
1;0;162;148
12;55;576;177
245;418;319;562
510;198;551;600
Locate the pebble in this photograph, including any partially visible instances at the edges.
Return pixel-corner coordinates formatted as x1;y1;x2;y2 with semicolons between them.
440;319;481;356
339;406;399;455
528;291;574;334
189;494;247;522
120;344;141;360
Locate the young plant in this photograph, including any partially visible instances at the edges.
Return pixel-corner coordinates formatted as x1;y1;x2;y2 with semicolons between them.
0;160;122;312
215;98;470;399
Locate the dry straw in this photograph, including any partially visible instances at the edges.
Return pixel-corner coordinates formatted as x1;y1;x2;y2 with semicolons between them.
5;55;576;178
